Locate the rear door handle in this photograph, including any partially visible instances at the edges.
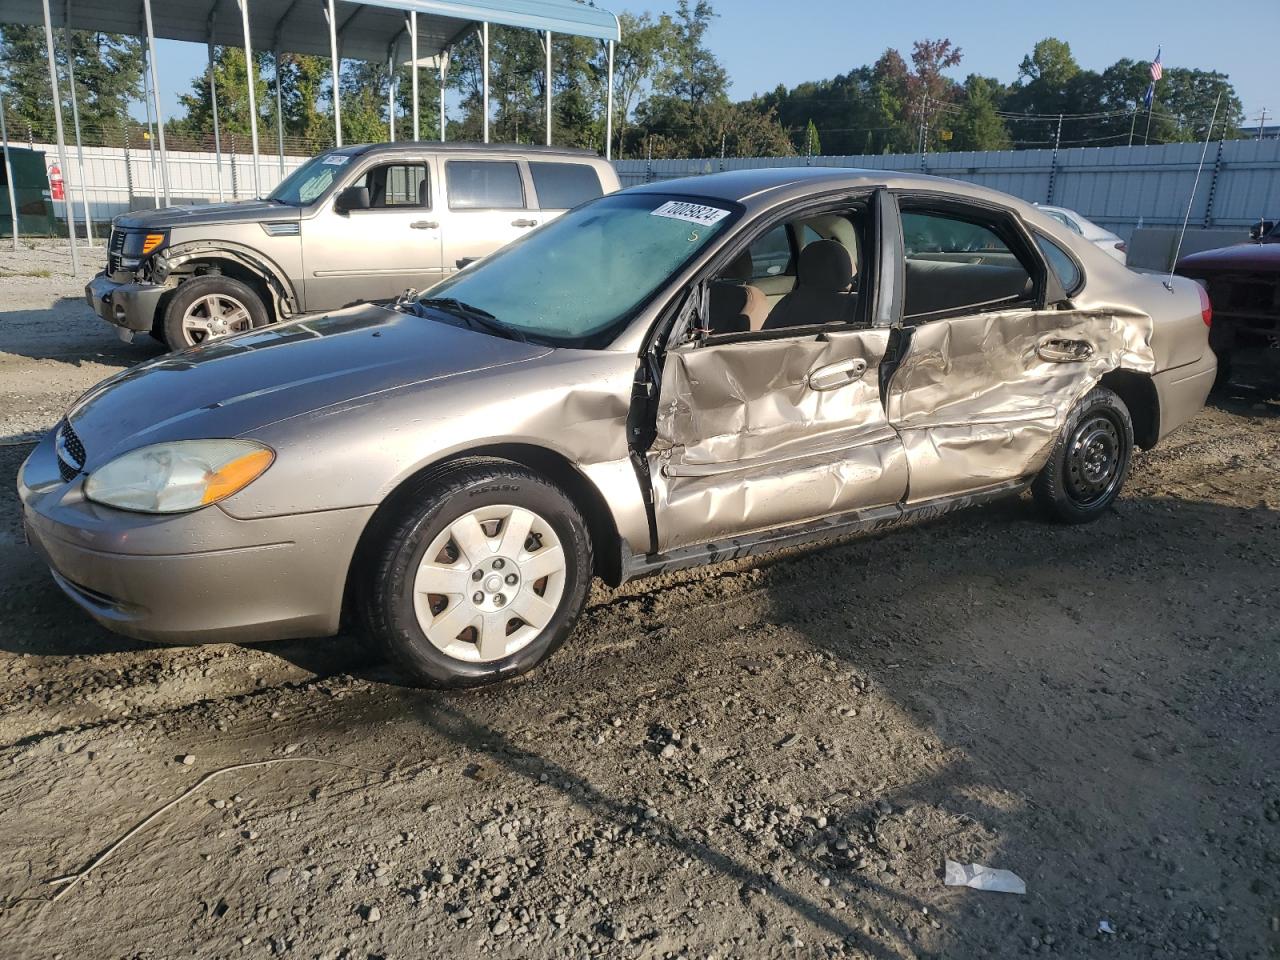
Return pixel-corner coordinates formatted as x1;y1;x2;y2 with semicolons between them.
511;218;538;228
1037;337;1094;362
410;220;439;230
808;357;868;391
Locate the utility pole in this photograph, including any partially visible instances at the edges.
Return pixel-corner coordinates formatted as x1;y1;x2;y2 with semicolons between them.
1128;108;1137;147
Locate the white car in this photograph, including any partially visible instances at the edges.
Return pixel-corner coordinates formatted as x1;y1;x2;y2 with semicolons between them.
1036;204;1127;264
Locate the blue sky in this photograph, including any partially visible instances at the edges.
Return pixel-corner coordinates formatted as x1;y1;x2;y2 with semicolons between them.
148;0;1276;124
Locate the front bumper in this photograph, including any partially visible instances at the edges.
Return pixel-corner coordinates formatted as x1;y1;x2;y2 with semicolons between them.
84;272;169;336
18;431;376;644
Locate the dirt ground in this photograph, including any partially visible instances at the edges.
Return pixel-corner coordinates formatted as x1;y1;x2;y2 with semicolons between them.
0;241;1277;960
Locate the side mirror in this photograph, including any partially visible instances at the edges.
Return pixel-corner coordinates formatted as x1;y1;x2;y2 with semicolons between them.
335;185;370;214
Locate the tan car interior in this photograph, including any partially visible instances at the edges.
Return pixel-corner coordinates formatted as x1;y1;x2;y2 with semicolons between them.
707;211;863;335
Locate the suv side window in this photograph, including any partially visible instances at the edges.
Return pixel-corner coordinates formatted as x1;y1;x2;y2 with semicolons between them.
529;162;603;209
360;162;429;208
446;160;525;210
747;224;793;278
901;209;1035;321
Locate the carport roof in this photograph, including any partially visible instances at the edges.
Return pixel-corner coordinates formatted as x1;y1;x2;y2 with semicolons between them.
0;1;621;62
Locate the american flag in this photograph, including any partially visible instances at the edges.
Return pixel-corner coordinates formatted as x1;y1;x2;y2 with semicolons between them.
1144;48;1162;108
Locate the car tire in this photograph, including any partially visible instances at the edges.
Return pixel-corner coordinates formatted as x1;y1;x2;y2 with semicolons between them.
161;275;270;351
360;458;594;689
1032;386;1134;524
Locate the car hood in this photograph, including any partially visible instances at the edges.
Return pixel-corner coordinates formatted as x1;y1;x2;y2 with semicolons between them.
114;200;299;230
65;304;552;469
1177;241;1280;275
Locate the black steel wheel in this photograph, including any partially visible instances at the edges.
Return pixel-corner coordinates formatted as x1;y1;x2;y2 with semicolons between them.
1033;387;1134;524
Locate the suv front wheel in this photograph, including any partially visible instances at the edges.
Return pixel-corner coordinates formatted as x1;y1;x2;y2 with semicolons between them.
161;275;270;350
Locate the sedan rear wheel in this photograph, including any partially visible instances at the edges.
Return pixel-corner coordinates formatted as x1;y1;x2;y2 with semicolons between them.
1032;386;1134;524
361;459;593;688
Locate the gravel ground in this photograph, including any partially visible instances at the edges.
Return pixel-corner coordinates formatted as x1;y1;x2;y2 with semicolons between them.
0;240;1277;960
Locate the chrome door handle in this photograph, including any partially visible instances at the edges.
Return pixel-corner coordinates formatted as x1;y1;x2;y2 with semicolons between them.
807;358;868;391
511;218;538;228
410;220;439;229
1037;337;1094;362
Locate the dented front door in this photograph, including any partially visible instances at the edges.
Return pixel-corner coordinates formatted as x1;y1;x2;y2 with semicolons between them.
648;329;908;551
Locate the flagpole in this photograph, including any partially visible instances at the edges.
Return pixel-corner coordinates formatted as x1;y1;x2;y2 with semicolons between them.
1144;97;1154;145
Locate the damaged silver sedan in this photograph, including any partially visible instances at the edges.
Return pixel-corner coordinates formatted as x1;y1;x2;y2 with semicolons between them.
20;169;1217;687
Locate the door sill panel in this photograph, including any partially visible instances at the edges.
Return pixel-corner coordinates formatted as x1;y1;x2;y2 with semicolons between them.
623;478;1029;581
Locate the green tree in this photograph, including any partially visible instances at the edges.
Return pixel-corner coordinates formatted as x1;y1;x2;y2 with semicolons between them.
951;75;1011;151
803;118;821;155
167;46;271;146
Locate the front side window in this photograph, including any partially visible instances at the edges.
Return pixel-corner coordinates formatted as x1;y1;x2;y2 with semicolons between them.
447;160;525;210
529;162;603;209
901;209;1035;320
361;163;429;208
418;193;740;344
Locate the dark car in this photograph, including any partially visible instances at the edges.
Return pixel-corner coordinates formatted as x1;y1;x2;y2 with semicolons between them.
1176;220;1280;387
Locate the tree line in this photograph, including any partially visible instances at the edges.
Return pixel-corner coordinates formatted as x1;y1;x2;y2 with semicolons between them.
0;3;1244;161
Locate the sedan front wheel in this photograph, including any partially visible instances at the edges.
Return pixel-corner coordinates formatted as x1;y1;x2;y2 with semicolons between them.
361;459;594;688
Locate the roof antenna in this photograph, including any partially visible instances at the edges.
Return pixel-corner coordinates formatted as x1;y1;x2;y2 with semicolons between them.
1166;90;1223;291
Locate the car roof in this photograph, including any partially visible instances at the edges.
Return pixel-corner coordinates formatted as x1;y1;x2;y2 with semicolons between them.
347;141;601;159
627;166;1049;216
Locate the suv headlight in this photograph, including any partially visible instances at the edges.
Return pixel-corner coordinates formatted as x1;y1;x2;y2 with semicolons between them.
84;440;274;514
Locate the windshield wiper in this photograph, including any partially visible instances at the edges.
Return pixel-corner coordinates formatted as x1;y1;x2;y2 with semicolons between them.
415;297;528;342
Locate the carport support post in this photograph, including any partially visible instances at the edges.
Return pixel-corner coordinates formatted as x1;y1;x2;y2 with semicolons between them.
605;40;614;160
408;12;418;140
237;0;261;199
0;93;19;251
141;0;170;206
544;31;552;146
64;3;95;243
387;43;396;141
326;0;341;147
275;48;285;179
481;23;490;144
438;51;448;141
208;38;225;202
40;0;79;272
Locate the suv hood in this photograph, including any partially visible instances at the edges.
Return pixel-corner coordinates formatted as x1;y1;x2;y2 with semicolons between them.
66;304;551;470
115;200;299;230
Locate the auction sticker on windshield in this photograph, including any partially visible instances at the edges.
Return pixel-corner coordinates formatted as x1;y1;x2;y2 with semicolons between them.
650;200;730;226
321;155;350;166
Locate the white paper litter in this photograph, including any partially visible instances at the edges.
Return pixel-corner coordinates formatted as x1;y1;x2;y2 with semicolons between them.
943;859;1026;895
1098;920;1116;934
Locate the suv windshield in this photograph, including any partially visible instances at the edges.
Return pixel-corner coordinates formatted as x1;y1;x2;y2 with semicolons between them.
268;150;358;205
417;193;740;346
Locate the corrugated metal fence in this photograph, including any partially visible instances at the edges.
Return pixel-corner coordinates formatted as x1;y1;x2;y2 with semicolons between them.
616;140;1280;242
25;138;1280;244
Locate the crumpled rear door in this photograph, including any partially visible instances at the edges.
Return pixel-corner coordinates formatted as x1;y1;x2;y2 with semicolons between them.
648;328;908;551
886;306;1155;502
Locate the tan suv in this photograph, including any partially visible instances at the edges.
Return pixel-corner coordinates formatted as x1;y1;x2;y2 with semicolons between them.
85;143;619;350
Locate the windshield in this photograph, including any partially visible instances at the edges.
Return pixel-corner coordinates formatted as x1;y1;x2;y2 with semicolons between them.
418;193;740;346
268;150;358;205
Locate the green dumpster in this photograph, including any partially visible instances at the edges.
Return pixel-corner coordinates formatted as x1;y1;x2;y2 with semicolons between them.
0;146;56;237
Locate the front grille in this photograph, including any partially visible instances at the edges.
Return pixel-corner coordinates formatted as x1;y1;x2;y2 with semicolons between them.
55;420;85;483
108;228;126;274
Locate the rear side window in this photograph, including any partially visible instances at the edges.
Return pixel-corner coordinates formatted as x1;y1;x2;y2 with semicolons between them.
1036;234;1082;294
446;161;525;210
747;224;792;278
529;162;603;209
901;209;1035;320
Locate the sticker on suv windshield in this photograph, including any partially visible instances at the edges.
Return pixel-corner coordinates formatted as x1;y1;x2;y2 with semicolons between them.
650;200;730;226
321;155;350;166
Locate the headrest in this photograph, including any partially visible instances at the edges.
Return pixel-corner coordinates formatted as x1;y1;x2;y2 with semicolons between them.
723;249;753;281
799;239;853;291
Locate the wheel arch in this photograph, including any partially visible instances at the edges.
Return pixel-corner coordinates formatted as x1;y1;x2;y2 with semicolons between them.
1098;368;1160;450
162;242;300;321
343;444;625;624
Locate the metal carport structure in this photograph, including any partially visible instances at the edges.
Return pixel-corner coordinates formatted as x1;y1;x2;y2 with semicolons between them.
0;0;621;269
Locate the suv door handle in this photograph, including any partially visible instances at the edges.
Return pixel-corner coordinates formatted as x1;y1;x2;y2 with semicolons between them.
1037;337;1094;362
511;218;538;228
808;358;868;391
410;220;439;230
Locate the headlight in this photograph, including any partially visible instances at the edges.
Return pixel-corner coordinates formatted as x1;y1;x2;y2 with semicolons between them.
84;440;274;514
